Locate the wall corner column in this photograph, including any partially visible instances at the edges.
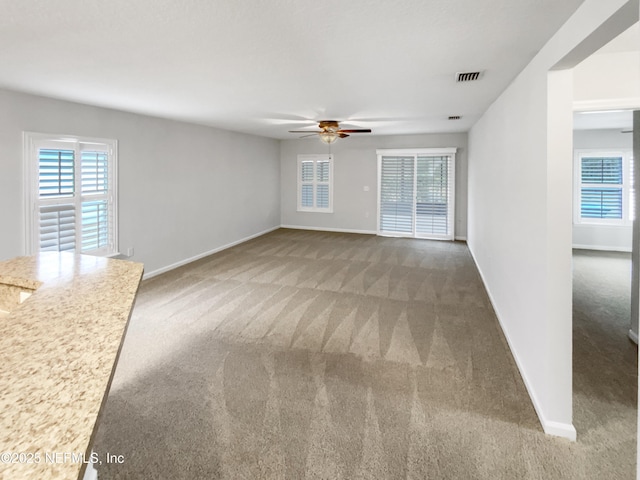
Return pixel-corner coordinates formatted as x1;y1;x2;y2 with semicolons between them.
630;110;640;344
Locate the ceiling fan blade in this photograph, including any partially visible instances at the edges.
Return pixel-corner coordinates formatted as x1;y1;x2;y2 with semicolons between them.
338;133;350;138
337;129;372;133
289;130;321;133
299;133;319;138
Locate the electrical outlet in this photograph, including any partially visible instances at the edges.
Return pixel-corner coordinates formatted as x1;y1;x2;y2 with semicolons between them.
127;247;134;257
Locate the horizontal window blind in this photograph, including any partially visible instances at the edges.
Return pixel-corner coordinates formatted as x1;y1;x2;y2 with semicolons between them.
380;156;414;234
416;155;449;236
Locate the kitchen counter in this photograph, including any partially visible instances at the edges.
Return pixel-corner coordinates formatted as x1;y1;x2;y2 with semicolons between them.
0;252;143;480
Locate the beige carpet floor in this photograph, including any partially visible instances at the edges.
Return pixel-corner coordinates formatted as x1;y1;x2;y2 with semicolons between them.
572;249;637;478
93;230;636;479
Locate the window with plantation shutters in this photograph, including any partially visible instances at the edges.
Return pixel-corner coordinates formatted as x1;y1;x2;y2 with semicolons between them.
574;150;633;226
377;148;456;240
24;133;118;256
297;154;333;212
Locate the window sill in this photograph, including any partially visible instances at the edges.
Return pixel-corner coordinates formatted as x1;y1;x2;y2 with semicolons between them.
297;209;334;214
573;222;631;228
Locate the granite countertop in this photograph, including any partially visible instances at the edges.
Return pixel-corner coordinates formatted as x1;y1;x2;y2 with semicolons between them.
0;252;143;480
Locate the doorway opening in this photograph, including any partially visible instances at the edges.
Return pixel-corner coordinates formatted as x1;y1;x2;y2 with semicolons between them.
570;21;638;457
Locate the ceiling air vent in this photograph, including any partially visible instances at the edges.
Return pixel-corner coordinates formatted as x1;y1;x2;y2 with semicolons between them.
456;71;483;82
448;115;461;120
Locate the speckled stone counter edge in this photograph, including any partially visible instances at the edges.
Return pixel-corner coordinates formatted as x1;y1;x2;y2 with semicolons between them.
0;253;143;480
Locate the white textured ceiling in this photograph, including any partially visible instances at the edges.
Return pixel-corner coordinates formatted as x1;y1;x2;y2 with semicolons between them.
0;0;586;138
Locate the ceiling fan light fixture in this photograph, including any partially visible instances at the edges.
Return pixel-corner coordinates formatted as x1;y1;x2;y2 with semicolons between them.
319;131;339;144
289;120;371;142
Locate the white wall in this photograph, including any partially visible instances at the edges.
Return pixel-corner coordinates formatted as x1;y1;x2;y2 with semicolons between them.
573;129;633;251
0;89;281;276
467;0;638;440
635;109;640;480
573;50;640;107
281;133;468;238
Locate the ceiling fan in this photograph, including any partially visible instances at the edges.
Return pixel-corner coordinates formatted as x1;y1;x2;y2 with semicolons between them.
289;120;372;144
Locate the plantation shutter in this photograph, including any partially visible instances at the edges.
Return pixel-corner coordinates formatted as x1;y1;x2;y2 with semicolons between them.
300;160;314;208
80;150;111;251
39;149;75;197
38;149;76;251
580;156;623;219
39;204;76;252
316;159;330;209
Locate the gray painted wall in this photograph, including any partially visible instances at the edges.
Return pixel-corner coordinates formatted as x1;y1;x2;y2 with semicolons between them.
0;89;281;275
574;128;634;150
573;128;633;251
280;133;468;238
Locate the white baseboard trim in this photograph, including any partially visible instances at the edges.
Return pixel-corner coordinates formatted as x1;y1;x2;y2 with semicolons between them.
281;224;467;241
82;459;98;480
543;420;577;441
280;224;377;235
143;226;280;279
572;244;631;253
467;243;577;442
628;329;638;344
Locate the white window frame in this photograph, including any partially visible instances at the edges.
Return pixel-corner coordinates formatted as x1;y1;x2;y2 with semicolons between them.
23;132;119;256
376;147;456;240
573;149;633;226
297;154;333;213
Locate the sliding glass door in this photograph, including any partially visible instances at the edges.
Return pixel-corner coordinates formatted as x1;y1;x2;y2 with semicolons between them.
377;148;456;240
